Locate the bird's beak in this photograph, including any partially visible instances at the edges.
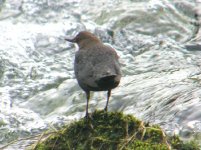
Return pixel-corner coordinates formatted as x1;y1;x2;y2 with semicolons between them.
65;38;76;43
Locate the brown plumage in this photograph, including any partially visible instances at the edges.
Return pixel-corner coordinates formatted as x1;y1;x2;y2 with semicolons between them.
65;31;121;119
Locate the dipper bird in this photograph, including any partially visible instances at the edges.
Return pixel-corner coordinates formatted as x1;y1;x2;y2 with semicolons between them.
65;31;121;119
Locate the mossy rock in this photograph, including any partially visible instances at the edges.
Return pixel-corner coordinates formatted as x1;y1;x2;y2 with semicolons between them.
32;111;199;150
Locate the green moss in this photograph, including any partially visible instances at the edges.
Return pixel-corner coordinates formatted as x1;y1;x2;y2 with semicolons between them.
0;120;6;127
169;135;200;150
33;110;200;150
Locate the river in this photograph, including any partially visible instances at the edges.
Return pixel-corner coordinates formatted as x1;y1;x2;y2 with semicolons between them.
0;0;201;149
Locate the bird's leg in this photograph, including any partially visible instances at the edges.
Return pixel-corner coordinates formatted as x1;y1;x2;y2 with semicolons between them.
104;90;111;112
85;91;94;129
85;91;90;119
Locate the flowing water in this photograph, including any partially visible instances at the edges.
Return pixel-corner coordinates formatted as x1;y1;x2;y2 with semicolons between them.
0;0;201;149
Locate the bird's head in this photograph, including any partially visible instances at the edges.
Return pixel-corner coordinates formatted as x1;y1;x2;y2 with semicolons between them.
65;31;101;49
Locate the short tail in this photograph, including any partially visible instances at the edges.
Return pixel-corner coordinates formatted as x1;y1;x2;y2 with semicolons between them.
96;75;120;90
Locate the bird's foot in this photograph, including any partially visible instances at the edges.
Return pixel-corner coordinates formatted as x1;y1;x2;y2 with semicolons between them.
85;112;91;120
104;107;108;112
85;113;94;130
